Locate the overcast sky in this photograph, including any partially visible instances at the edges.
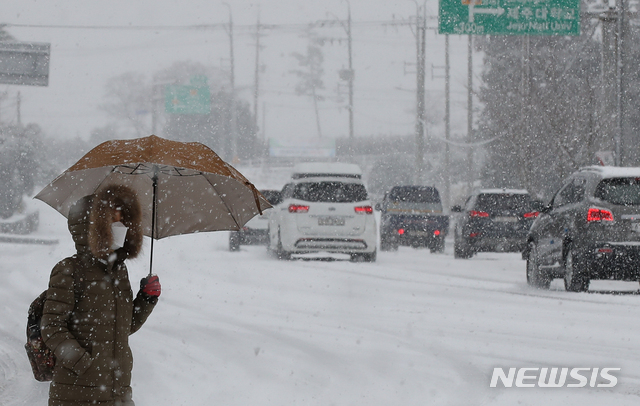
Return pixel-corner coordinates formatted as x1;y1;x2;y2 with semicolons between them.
2;0;479;143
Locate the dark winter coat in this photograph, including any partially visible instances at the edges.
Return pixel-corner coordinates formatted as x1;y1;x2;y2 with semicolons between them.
41;186;157;406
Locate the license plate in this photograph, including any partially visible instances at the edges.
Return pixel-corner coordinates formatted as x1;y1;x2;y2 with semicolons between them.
494;217;518;223
409;230;431;236
318;216;345;226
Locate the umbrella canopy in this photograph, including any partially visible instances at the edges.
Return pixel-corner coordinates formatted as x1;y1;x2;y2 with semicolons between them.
35;135;272;240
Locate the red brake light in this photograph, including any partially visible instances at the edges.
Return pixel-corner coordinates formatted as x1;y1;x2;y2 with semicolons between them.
434;230;441;236
587;208;614;222
469;210;489;218
523;211;539;218
354;205;373;214
288;204;309;213
397;228;405;235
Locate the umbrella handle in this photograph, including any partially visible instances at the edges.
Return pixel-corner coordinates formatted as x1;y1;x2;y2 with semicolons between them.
149;170;158;277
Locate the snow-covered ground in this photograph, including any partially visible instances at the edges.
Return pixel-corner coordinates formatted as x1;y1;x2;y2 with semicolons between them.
2;198;640;405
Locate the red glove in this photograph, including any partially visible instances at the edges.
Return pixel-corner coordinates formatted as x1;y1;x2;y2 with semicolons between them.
141;275;161;297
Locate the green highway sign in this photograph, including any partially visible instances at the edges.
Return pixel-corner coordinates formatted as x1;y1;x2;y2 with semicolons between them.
165;78;211;115
439;0;580;36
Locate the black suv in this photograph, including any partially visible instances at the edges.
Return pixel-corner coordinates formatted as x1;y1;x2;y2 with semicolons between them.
452;189;541;259
376;186;449;253
526;166;640;291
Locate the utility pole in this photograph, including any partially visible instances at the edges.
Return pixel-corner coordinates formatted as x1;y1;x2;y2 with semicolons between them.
444;35;451;211
151;85;157;135
17;91;21;126
151;83;161;135
262;101;266;141
346;1;354;139
328;1;355;139
253;14;260;138
520;35;531;189
414;4;426;184
466;34;473;193
615;0;625;166
597;1;627;166
223;2;237;163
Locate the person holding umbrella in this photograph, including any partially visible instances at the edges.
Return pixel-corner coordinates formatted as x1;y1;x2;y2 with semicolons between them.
41;184;161;406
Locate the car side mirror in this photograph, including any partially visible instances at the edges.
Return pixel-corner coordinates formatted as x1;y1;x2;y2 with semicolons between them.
451;205;462;213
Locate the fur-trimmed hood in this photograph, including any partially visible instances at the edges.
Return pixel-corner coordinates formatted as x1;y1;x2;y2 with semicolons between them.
89;184;143;261
67;194;94;253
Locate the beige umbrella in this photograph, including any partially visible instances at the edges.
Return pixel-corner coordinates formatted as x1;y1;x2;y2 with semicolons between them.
35;135;271;273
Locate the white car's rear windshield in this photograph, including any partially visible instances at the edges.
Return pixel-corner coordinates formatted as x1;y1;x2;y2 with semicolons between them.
293;182;368;203
594;178;640;206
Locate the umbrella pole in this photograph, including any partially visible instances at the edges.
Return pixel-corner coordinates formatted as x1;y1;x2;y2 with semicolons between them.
149;173;158;277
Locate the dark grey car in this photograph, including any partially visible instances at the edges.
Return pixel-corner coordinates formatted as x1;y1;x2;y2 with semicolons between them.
452;189;540;259
526;166;640;291
376;186;449;253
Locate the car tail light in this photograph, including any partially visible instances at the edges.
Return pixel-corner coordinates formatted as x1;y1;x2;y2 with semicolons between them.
469;210;489;218
354;205;373;214
523;211;539;218
288;204;309;213
434;230;441;236
469;232;479;238
587;208;614;222
397;228;405;235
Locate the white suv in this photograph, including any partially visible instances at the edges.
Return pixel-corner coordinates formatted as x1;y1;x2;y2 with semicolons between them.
267;163;377;262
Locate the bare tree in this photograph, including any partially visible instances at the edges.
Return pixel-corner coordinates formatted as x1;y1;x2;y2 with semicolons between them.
100;72;152;137
291;41;326;138
97;62;260;160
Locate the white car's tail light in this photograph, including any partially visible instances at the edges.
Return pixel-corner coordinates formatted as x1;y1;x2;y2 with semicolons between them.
288;204;310;213
354;206;373;214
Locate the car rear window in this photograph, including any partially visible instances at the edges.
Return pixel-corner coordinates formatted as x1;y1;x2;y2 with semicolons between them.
475;193;533;212
594;178;640;206
293;182;368;203
388;186;440;203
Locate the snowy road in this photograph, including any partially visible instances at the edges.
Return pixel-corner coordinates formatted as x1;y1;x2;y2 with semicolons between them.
2;201;640;405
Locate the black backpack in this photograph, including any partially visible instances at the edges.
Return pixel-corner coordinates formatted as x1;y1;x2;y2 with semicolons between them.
25;258;82;382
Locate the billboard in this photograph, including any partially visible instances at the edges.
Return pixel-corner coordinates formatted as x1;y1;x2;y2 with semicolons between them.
0;42;51;86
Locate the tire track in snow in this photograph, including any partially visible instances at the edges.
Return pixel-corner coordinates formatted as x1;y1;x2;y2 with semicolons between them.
0;332;48;405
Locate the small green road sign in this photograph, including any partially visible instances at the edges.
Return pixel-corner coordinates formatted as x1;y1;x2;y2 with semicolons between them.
165;84;211;115
439;0;580;36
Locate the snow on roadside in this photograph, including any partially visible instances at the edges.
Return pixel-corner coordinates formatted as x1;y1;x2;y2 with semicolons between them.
2;198;640;405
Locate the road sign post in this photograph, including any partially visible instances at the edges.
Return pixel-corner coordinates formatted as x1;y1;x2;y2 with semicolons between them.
439;0;580;35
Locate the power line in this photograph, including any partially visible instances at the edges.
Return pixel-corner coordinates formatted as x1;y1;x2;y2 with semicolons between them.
4;23;228;30
4;19;429;33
